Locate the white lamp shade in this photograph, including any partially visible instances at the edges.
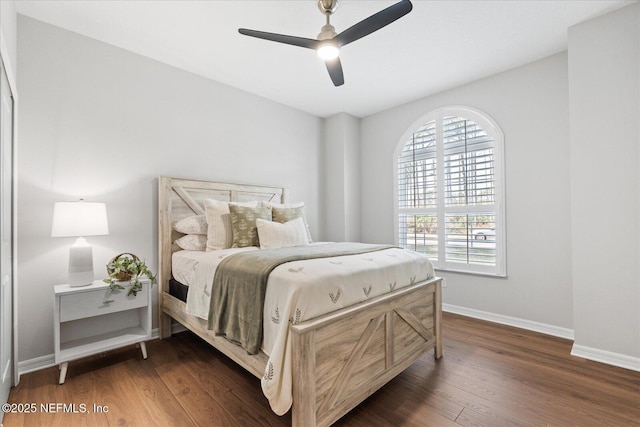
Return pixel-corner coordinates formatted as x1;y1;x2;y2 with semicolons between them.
52;201;109;286
51;201;109;237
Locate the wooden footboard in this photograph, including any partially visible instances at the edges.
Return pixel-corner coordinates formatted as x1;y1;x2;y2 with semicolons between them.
291;277;442;427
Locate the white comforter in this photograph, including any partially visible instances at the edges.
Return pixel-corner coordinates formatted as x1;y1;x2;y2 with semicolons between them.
173;243;434;415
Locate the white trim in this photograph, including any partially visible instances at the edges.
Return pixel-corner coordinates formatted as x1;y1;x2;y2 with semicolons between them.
18;354;55;375
18;324;188;375
443;303;575;340
0;27;18;387
571;344;640;372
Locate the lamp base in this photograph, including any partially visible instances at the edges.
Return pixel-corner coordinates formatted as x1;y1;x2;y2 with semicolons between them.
68;237;94;287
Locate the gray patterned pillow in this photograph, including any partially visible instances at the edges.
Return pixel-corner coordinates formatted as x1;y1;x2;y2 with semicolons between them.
272;206;302;222
229;205;272;248
272;206;312;243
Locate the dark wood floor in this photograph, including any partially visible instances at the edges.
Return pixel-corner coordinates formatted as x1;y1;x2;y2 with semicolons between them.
5;313;639;426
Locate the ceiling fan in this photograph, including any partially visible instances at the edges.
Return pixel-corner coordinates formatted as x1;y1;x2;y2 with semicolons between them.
238;0;413;87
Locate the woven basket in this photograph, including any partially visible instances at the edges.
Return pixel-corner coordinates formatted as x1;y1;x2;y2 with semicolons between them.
107;253;140;281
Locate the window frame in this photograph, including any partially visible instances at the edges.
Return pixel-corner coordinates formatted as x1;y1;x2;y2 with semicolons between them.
393;106;506;277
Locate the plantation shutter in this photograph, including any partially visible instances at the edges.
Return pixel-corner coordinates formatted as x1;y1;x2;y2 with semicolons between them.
397;120;439;261
442;116;496;267
396;107;505;276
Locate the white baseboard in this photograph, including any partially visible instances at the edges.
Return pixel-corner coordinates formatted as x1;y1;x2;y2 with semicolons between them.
443;303;575;340
18;354;55;375
16;325;190;376
18;322;187;375
571;344;640;372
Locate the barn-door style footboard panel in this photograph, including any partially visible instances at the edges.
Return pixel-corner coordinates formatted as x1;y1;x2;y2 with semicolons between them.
290;278;442;427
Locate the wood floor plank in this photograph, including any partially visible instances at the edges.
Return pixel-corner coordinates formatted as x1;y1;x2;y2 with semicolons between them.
107;356;197;426
146;336;239;426
454;406;533;427
359;365;465;422
375;395;462;427
427;346;633;426
172;334;291;426
441;325;640;425
4;312;639;426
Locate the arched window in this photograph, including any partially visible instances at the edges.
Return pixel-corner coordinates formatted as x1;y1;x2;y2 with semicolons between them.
394;106;506;276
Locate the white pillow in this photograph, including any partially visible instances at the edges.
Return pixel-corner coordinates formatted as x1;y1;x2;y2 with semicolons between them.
174;234;207;251
256;217;309;249
173;215;207;235
203;199;258;250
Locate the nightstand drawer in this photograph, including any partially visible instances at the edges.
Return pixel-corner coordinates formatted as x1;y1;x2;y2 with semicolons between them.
59;285;148;322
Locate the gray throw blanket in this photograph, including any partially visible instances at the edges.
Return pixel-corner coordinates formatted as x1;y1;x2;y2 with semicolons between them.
207;242;394;354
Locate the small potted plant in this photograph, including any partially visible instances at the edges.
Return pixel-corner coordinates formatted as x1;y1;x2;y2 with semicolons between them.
104;253;157;296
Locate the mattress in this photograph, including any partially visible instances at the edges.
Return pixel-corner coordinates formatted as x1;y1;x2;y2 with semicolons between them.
171;243;435;415
168;278;188;302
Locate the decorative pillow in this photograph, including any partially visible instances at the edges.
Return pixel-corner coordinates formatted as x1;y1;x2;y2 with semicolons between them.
272;206;305;223
174;234;207;251
173;215;207;235
229;205;272;248
261;201;304;209
256;217;309;249
263;202;313;243
203;199;258;251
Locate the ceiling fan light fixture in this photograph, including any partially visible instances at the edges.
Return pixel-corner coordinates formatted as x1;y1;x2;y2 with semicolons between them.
238;0;413;86
317;41;340;60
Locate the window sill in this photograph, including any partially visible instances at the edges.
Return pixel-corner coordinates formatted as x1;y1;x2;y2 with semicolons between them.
434;267;507;278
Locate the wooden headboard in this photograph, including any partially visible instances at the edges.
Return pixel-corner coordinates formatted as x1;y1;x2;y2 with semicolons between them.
157;176;288;329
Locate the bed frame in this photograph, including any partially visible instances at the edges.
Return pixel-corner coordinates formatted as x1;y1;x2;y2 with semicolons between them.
158;176;442;427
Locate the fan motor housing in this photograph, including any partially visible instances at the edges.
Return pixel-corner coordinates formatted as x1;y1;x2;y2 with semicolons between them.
318;24;337;40
318;0;338;15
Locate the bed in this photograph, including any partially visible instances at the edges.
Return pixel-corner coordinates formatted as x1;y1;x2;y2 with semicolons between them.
158;176;442;427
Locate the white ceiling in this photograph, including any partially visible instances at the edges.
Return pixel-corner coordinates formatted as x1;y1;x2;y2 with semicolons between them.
15;0;636;118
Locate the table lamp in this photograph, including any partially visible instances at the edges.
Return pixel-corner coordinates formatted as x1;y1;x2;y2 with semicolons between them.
51;200;109;286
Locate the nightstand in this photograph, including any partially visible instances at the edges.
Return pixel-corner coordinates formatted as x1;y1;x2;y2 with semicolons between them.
53;279;152;384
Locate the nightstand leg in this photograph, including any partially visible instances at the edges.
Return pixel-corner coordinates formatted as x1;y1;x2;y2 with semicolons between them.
59;362;68;385
140;341;147;359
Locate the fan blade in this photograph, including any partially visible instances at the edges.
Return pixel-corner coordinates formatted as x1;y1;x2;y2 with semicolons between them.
238;28;319;50
325;57;344;86
334;0;413;47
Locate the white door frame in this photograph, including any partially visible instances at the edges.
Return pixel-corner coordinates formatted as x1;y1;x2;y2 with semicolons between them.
0;29;19;387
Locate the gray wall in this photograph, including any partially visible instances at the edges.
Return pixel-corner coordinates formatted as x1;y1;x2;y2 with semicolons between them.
568;3;640;361
323;113;360;242
17;16;323;362
360;52;574;332
0;0;17;74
